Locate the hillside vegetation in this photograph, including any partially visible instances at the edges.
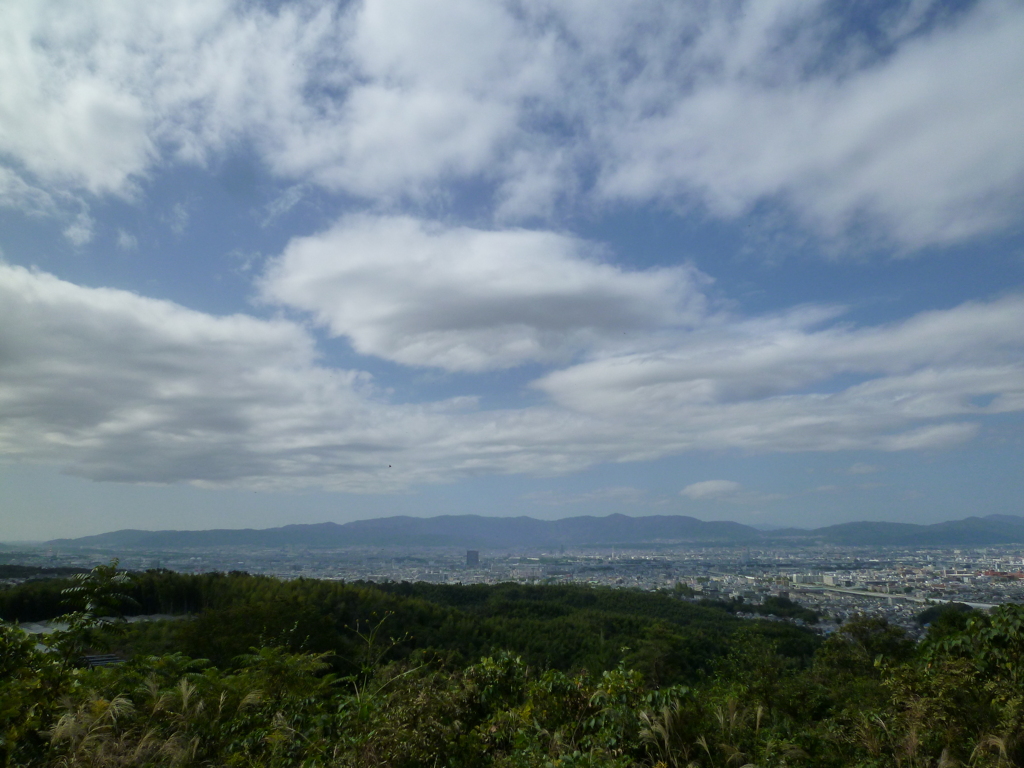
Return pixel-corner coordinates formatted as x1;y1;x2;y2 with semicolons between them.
1;563;1022;767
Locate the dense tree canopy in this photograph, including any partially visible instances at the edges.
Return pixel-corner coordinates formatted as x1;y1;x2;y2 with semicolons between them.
1;564;1022;766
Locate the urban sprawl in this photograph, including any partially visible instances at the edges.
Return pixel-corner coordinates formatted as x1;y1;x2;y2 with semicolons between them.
4;544;1024;638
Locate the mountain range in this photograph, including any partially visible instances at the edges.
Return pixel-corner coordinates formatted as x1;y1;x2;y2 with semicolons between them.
44;512;1024;550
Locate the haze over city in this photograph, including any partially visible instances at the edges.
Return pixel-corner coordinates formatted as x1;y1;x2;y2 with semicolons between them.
2;0;1024;541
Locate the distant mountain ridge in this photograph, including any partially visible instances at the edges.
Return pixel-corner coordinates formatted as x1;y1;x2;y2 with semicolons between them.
46;514;760;550
799;515;1024;546
45;513;1024;550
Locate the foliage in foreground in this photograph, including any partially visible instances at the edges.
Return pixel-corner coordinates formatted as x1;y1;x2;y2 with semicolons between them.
1;564;1023;767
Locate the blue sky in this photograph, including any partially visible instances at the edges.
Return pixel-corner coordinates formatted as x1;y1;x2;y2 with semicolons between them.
1;0;1023;540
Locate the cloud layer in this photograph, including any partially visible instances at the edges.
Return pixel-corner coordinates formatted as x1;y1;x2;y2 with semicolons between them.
0;264;415;490
2;1;1022;508
2;0;1023;247
260;215;707;371
3;265;1023;491
535;295;1024;453
681;480;743;500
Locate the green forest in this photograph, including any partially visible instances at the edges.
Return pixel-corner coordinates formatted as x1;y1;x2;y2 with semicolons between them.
1;562;1022;767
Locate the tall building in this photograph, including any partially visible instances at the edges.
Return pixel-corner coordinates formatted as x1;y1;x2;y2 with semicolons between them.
466;550;480;567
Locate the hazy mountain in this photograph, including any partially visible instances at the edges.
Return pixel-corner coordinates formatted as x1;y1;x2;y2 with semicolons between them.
48;514;760;550
770;515;1024;546
982;514;1024;526
46;512;1024;551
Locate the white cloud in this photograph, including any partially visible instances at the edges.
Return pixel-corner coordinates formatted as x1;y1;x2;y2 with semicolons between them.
63;210;94;246
0;167;54;215
116;229;138;251
877;422;978;451
680;480;785;505
592;1;1024;247
0;2;165;196
681;480;742;500
1;0;1022;248
260;215;708;372
536;296;1024;413
0;263;417;490
534;295;1024;453
262;184;308;226
166;202;189;235
0;263;657;488
2;267;1023;491
0;0;346;204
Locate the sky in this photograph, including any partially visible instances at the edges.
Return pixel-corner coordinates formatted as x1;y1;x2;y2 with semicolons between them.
1;0;1024;541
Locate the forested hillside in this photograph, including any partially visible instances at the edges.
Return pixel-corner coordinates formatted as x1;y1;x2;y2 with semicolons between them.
1;563;1022;766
